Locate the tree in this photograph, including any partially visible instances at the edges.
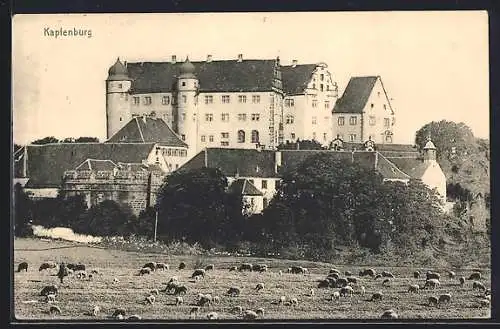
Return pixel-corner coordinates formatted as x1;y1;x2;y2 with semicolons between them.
128;206;156;239
415;120;476;160
156;167;244;248
13;183;33;237
32;136;60;145
73;200;135;236
75;137;100;143
56;194;88;228
277;139;326;150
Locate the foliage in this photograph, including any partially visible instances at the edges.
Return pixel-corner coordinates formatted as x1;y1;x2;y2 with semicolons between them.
127;206;156;239
446;182;473;202
277;139;326;150
156;167;246;249
31;193;87;229
13;183;33;237
62;136;100;143
31;136;59;145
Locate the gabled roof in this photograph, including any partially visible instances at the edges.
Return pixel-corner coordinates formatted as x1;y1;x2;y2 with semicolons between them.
375;154;411;180
18;143;156;188
386;157;430;179
127;59;278;94
333;76;378;113
75;159;118;171
281;64;317;95
107;116;188;148
228;179;263;196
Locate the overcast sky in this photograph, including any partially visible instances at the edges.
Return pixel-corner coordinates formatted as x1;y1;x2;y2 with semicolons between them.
12;11;489;145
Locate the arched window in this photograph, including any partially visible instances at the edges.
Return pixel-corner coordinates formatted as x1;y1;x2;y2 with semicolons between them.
251;130;259;143
238;130;245;143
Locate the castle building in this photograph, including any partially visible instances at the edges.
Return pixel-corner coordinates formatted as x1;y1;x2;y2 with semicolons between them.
106;55;340;157
332;76;396;144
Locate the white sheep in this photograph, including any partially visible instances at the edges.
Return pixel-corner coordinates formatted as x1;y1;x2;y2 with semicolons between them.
189;306;200;318
408;284;420;293
243;310;258;320
359;285;366;296
45;293;56;303
290;297;299;306
145;294;155;305
113;277;120;283
278;270;283;276
207;312;218;320
332;291;340;301
381;309;398;319
150;289;159;296
279;296;286;305
175;296;183;305
92;305;100;316
255;308;264;317
309;288;315;297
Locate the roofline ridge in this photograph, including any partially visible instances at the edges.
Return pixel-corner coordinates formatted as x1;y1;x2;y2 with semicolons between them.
135;117;145;142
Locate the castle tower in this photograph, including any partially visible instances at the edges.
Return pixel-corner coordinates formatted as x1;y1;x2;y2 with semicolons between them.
175;57;199;157
106;57;132;139
423;136;437;163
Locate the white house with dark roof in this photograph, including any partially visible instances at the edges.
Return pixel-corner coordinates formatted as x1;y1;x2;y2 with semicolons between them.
332;76;396;144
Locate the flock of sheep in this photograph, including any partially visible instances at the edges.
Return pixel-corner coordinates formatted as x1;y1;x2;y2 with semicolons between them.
15;260;491;320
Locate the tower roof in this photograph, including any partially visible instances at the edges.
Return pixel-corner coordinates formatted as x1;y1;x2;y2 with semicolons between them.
107;57;130;81
179;57;196;78
423;139;436;150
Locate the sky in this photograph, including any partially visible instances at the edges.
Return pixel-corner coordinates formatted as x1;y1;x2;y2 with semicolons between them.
12;11;489;145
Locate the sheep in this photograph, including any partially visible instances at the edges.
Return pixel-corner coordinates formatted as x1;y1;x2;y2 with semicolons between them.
426;271;441;281
331;291;340;301
75;270;87;279
213;296;221;304
189;306;200;318
255;308;265;317
112;308;126;318
206;312;218;320
369;291;383;301
39;262;57;271
290;266;306;274
428;296;439;307
243;310;258;320
302;267;309;274
278;270;283;276
254;264;268;272
156;263;169;271
459;277;466;286
326;277;337;288
175;296;183;306
381;309;398;319
290;297;299;306
308;288;315;297
163;281;179;293
194;275;203;281
45;293;56;303
328;272;340;280
191;269;206;278
40;285;58;297
413;271;421;279
408;284;420;293
178;262;186;270
126;315;142;321
278;296;286;304
318;280;330;288
115;314;124;320
143;262;156;272
227;287;241;297
17;262;28;272
239;263;253;272
255;283;265;291
329;268;341;275
229;266;238;272
438;293;452;305
479;298;490;307
150;289;159;296
447;270;456;279
197;295;212;307
472;281;486;291
344;270;352;276
381;271;395;278
173;285;187;295
67;263;86;272
139;267;151;276
92;305;100;317
336;278;348;288
359;285;366;296
424;279;441;289
145;294;156;305
374;274;382;280
359;268;376;277
49;305;61;315
382;278;391;286
468;272;481;280
90;269;99;274
340;286;354;297
231;306;243;314
347;276;358;284
205;264;215;271
286;267;292;273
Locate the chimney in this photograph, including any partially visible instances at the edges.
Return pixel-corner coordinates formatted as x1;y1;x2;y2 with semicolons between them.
237;54;243;62
124;61;127;67
275;151;282;174
276;56;280;65
142;114;147;123
171;55;177;63
292;59;297;68
207;54;212;62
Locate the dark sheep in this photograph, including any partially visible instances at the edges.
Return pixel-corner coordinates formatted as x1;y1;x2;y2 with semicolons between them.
49;305;61;315
317;280;330;288
173;285;187;295
112;308;126;317
468;272;481;280
126;315;141;321
447;270;456;279
382;278;391;286
253;264;268;272
426;271;441;281
328;273;340;280
381;309;398;319
329;268;341;275
459;277;466;286
229;266;238;271
346;276;358;284
374;274;382;280
238;263;253;272
472;281;486;291
290;266;306;274
143;262;156;272
413;271;421;279
326;277;337;288
336;278;348;288
191;269;206;278
17;262;28;272
428;296;438;306
205;264;214;271
178;262;186;270
381;271;395;278
139;267;151;275
156;263;169;270
163;281;179;293
40;285;58;297
340;286;354;297
369;292;383;301
227;287;241;297
39;262;57;271
359;268;376;277
344;271;353;276
68;263;86;272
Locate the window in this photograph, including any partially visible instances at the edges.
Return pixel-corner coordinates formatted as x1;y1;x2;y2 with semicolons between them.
238;95;247;103
384;118;390;127
252;95;260;103
221;132;229;139
383;104;387;110
251;113;260;121
162;96;170;105
369;116;376;125
291;133;295;140
238;113;247;121
204;95;213;104
323;133;327;141
349;116;357;125
182;95;187;103
181;134;185;141
251;130;260;143
349;134;356;142
286;115;294;124
144;96;152;105
312;116;317;124
327;85;330;91
312;132;317;140
312;83;316;89
167;149;172;156
324;101;330;109
221;95;230;103
312;100;318;108
320;74;324;81
201;135;206;142
263;198;269;208
133;97;140;105
119;117;122;122
261;180;267;189
320;84;324;92
221;141;229;146
378;92;381;97
221;113;230;122
285;98;295;107
209;135;214;142
385;135;393;143
238;130;245;143
175;164;179;169
370;103;374;109
205;113;213;122
181;81;186;87
338;117;345;126
181;113;186;121
118;83;123;88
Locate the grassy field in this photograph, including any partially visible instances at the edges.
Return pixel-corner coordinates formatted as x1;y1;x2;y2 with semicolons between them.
13;238;491;321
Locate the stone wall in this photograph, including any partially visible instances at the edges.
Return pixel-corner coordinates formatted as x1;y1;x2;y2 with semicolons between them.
61;170;166;215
